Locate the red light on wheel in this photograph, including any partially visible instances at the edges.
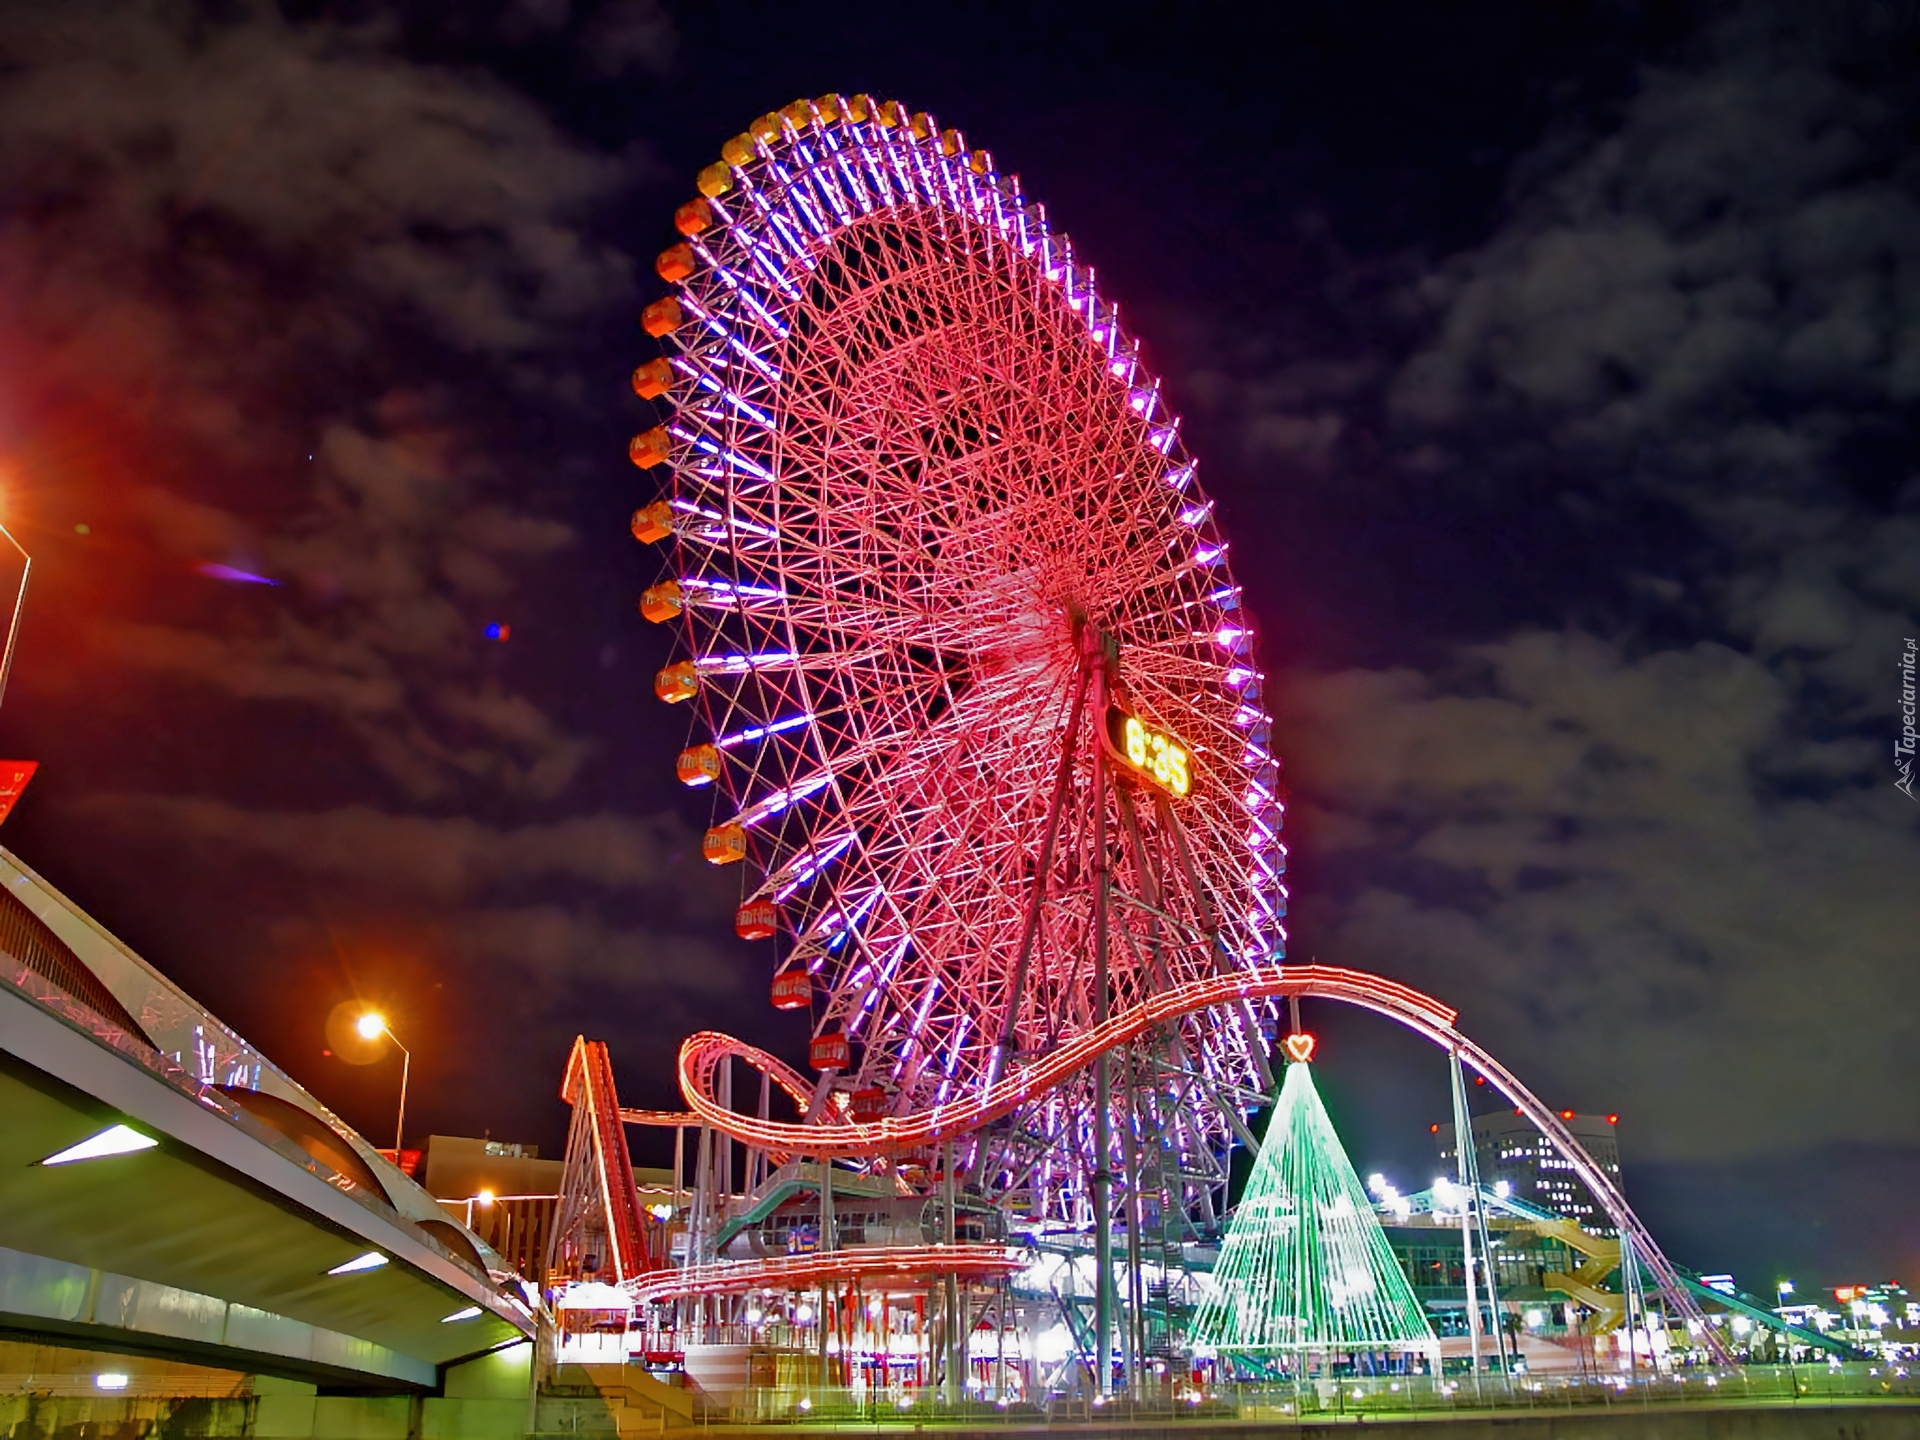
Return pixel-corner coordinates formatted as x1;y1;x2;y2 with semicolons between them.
735;900;778;941
770;969;811;1010
809;1031;849;1071
851;1086;887;1121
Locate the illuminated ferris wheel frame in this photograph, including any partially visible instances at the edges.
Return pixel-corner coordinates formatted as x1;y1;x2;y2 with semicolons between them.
627;90;1288;1239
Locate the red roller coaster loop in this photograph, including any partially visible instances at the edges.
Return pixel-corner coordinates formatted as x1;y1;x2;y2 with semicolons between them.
666;963;1723;1355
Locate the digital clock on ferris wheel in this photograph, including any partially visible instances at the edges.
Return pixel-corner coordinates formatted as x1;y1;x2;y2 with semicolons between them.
1104;705;1193;797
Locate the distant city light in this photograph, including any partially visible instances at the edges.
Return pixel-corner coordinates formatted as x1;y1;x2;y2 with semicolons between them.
484;622;510;641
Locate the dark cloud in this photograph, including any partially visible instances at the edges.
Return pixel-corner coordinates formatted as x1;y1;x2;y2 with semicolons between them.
1277;632;1916;1162
0;0;642;794
1255;11;1920;1181
578;0;676;78
77;795;715;903
0;0;672;1144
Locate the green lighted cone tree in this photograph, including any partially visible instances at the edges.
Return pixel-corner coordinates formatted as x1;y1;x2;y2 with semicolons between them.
1194;1055;1438;1362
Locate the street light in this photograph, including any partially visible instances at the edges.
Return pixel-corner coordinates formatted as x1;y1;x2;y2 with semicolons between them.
355;1011;411;1157
0;514;31;715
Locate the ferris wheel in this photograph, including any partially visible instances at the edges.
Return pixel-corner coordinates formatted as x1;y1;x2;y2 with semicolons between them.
629;96;1286;1219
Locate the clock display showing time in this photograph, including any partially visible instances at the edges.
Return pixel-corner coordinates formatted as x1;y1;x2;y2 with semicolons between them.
1105;705;1192;797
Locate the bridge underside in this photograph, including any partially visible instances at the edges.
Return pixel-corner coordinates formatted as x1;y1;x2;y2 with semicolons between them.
0;1022;522;1390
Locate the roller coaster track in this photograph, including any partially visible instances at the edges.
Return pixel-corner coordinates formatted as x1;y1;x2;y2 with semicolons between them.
552;1037;658;1281
649;963;1726;1356
626;1245;1027;1307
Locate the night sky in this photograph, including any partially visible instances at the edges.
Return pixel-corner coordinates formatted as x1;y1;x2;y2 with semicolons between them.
0;0;1915;1292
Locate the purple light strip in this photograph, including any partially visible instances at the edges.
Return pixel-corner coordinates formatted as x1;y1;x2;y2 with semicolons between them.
682;577;786;604
772;831;857;902
716;712;813;749
844;936;911;1040
689;373;777;432
891;981;942;1082
1179;500;1217;527
702;258;789;337
735;771;833;828
696;233;802;305
696;650;797;674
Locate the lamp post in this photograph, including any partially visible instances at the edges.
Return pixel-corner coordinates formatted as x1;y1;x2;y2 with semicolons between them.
0;518;31;714
355;1011;411;1157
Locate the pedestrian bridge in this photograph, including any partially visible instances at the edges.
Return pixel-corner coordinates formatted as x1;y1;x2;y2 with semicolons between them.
0;848;533;1391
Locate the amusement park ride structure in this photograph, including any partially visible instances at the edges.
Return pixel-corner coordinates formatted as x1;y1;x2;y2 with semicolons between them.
548;94;1730;1394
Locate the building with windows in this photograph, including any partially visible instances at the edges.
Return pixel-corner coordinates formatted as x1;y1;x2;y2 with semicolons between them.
1435;1110;1623;1234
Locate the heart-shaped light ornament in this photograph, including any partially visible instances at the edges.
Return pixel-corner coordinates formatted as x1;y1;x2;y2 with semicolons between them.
1282;1031;1316;1065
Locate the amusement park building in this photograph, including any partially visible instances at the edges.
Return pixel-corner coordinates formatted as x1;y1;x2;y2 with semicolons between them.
1437;1111;1623;1236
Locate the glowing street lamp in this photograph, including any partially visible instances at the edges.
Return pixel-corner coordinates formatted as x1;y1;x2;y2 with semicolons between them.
355;1011;412;1157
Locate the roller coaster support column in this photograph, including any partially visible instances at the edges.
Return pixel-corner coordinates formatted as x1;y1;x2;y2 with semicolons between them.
1449;1047;1483;1392
1456;1046;1514;1383
942;1140;960;1404
1120;1046;1145;1400
819;1154;834;1384
1091;658;1115;1400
